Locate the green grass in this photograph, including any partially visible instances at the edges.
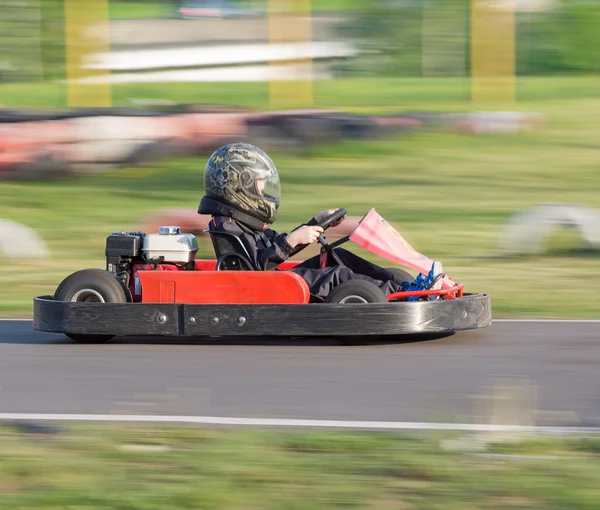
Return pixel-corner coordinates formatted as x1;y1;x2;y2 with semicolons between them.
110;1;171;19
0;77;600;111
3;77;600;110
1;424;599;509
1;76;599;318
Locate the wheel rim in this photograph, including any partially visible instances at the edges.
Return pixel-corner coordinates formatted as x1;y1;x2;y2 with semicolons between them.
338;294;369;304
70;289;105;303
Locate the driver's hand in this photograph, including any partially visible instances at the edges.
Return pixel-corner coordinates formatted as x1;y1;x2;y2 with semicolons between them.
316;209;346;228
285;225;324;248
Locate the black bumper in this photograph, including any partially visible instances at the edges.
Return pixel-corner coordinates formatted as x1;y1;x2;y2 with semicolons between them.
32;293;491;338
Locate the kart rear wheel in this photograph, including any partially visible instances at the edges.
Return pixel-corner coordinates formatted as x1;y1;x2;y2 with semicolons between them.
325;281;386;346
54;268;129;344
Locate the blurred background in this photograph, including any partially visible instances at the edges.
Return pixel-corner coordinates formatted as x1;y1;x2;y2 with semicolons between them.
0;0;599;317
1;4;600;507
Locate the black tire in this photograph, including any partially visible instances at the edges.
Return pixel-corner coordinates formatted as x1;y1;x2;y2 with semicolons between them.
325;280;388;304
54;269;128;343
325;281;386;346
385;267;414;285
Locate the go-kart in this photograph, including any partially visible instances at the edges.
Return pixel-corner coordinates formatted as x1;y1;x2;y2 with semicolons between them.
32;208;491;345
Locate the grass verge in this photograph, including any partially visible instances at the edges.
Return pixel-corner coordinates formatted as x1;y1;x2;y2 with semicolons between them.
110;1;171;19
1;423;599;508
3;77;600;111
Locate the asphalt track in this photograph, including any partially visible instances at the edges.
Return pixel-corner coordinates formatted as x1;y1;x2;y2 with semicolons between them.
1;319;599;429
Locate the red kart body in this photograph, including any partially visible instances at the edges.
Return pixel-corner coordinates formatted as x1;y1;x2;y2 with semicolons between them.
132;260;309;304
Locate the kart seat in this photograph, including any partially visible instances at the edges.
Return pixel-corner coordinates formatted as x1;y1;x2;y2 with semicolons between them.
204;229;258;271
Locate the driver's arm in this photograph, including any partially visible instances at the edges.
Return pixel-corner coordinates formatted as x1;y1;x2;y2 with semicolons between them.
255;230;294;270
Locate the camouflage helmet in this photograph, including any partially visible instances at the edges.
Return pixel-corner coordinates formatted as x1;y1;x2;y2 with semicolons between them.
203;143;281;224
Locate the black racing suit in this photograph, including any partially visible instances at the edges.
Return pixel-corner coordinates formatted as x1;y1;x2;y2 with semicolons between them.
199;196;405;300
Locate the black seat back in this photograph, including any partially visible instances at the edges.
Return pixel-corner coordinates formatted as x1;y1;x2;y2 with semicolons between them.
205;229;257;271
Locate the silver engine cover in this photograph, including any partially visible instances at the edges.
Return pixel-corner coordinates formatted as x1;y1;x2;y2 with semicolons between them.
142;226;199;263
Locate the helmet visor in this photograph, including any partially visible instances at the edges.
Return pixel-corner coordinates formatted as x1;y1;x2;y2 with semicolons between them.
260;169;281;205
249;161;280;206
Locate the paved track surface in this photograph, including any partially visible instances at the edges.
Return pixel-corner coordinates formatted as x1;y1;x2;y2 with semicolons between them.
1;320;599;427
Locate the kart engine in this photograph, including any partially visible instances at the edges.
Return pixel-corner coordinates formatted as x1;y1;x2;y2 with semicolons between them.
105;226;198;292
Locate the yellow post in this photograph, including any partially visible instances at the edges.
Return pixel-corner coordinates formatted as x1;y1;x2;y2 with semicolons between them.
64;0;112;107
267;0;313;109
470;0;516;103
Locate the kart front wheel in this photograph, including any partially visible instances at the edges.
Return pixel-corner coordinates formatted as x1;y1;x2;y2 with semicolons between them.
54;268;129;343
325;280;387;304
325;281;386;346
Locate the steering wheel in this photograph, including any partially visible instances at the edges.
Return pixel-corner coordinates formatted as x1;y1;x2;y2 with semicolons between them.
314;208;347;231
288;208;347;257
314;208;349;266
